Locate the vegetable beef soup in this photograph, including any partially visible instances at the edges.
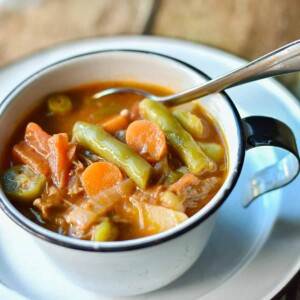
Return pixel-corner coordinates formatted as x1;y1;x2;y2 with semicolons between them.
1;82;228;241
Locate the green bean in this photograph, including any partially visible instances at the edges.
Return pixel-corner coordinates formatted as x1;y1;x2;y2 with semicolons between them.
172;109;204;138
139;99;213;175
73;122;153;189
198;142;225;163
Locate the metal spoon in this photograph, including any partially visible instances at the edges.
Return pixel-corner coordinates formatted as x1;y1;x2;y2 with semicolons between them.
93;40;300;106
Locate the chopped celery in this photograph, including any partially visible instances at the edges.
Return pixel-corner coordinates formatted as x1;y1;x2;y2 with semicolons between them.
92;217;119;241
47;94;72;114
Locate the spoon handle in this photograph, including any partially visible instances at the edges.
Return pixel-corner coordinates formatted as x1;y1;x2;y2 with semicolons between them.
165;40;300;105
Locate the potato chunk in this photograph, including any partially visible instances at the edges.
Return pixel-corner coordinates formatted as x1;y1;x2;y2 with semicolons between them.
127;200;188;237
141;201;188;231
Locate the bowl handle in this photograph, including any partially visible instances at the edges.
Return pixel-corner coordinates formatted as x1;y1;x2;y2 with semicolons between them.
242;116;299;207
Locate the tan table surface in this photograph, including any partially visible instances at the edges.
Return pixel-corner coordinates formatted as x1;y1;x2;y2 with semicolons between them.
0;0;300;99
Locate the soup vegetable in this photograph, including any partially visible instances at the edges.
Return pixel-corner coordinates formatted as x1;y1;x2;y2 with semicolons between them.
1;82;228;241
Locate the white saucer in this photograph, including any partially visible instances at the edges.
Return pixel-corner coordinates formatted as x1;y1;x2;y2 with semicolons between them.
0;36;299;300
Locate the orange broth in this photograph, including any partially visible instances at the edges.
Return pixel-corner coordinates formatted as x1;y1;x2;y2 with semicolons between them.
3;81;228;241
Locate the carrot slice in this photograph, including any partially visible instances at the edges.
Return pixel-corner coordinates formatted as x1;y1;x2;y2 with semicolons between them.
12;141;50;175
126;120;167;163
81;162;123;196
25;122;51;158
48;133;74;189
99;113;129;133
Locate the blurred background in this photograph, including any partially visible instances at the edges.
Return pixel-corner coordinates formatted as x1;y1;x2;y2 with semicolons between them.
0;0;300;100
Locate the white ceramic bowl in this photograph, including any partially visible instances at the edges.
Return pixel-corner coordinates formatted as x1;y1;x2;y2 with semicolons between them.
0;50;298;296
